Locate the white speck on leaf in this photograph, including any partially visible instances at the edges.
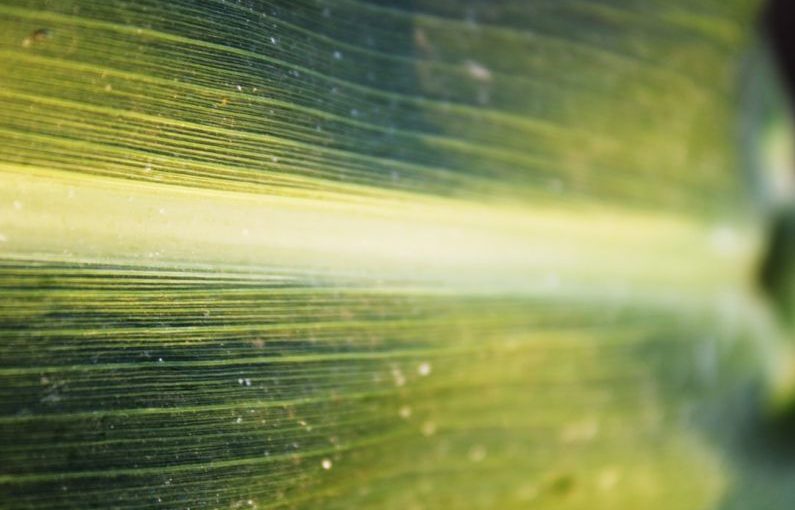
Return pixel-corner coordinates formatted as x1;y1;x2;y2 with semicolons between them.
421;421;436;436
391;367;406;387
468;444;487;462
464;60;492;82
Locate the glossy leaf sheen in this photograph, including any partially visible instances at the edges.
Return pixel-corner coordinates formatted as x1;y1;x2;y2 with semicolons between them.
1;1;789;509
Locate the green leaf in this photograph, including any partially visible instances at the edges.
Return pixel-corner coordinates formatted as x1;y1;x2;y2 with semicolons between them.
2;1;791;509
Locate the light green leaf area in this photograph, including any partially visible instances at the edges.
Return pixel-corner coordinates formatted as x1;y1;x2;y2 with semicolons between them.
1;1;791;509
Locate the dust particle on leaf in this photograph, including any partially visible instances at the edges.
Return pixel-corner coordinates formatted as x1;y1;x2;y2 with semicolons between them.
22;28;51;48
